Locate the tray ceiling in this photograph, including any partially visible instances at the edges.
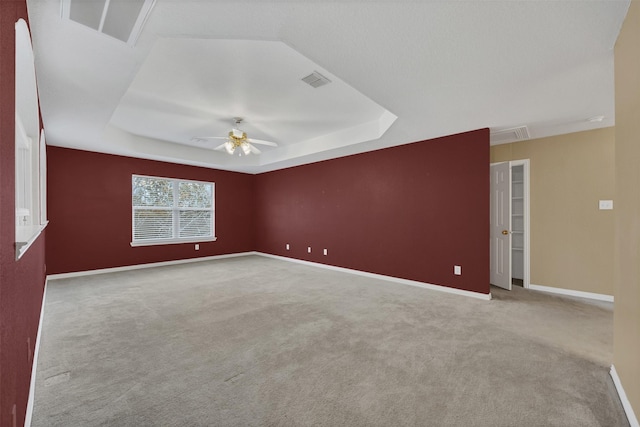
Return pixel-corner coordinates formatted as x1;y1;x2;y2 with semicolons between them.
27;1;630;173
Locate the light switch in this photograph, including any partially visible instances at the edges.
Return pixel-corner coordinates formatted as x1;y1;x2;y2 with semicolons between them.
454;265;462;275
599;200;613;210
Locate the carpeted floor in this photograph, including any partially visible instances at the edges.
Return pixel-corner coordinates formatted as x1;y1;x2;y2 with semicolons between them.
32;255;628;426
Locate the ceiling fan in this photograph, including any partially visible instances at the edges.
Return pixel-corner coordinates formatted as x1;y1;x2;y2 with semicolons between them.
192;117;278;155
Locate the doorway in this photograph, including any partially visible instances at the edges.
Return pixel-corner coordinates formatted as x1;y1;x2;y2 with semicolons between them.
490;160;530;290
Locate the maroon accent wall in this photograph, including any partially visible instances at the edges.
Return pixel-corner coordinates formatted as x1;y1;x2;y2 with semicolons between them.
46;147;255;274
48;129;489;295
0;2;48;426
255;129;490;294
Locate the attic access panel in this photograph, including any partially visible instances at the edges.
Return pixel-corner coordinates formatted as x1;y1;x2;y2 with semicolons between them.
61;0;155;45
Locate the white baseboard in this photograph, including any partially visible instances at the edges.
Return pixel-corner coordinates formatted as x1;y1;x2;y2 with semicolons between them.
610;365;639;427
255;252;492;301
46;252;256;281
24;278;49;427
46;251;491;301
529;283;614;303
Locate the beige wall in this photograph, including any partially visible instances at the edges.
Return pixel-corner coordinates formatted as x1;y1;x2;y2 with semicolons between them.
614;0;640;419
491;128;615;296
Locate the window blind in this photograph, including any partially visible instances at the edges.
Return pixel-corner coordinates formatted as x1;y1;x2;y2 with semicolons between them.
132;175;215;245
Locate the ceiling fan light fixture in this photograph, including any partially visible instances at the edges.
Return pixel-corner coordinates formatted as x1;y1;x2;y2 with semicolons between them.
225;140;235;154
195;117;278;157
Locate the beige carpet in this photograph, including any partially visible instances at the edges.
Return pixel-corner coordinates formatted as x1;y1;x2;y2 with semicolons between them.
32;255;628;426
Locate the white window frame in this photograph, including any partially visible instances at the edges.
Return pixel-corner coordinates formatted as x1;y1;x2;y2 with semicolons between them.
130;174;216;247
15;19;48;260
39;129;47;225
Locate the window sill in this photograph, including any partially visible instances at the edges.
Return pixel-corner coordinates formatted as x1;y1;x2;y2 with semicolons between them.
130;236;217;247
16;221;48;260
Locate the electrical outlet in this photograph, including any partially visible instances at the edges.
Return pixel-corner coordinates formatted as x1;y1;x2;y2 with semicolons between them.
454;265;462;275
599;200;613;210
195;244;199;250
323;248;328;256
308;247;312;253
286;244;290;250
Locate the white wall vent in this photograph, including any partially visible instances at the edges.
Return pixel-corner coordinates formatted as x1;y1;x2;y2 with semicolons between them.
61;0;156;46
490;126;531;144
301;71;332;88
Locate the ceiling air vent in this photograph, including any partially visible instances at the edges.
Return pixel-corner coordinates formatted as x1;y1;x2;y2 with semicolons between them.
490;126;531;144
301;71;332;88
61;0;156;46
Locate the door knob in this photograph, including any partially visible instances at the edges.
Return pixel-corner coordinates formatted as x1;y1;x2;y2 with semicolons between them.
502;230;509;235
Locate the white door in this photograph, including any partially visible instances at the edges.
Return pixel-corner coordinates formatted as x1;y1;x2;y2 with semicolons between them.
490;162;511;290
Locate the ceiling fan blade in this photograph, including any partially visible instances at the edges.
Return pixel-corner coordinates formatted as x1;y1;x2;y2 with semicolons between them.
191;136;227;141
248;143;261;154
214;143;227;151
247;138;278;147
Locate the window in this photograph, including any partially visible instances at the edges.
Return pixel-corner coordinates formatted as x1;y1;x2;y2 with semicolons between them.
131;175;216;246
15;19;47;259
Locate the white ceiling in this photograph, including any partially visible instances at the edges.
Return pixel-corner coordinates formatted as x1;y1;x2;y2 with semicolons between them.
26;0;630;174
